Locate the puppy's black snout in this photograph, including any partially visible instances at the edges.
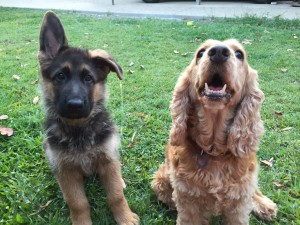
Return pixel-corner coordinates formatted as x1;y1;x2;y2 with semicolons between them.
208;46;230;63
67;98;84;110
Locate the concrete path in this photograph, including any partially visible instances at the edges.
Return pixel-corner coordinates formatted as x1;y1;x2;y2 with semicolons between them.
0;0;299;20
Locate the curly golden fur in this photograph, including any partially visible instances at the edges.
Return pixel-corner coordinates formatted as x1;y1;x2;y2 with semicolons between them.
152;39;277;225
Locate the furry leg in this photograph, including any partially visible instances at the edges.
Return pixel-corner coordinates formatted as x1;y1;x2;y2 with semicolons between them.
174;190;210;225
252;189;277;221
56;169;92;225
98;159;139;225
222;198;252;225
151;163;175;208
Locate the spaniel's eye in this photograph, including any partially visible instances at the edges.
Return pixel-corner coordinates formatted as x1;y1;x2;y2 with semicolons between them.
235;50;244;60
197;49;205;58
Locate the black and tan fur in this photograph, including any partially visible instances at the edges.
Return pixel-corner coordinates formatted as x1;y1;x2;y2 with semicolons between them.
38;11;139;225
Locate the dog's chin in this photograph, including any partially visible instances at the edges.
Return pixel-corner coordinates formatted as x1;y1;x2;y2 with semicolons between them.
59;115;91;127
200;96;229;110
63;114;87;119
59;111;91;121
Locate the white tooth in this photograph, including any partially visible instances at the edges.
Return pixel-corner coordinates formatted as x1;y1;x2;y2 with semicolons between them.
222;84;227;92
205;83;209;90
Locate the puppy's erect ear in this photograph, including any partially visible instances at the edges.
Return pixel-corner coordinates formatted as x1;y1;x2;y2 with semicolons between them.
39;11;68;61
89;49;123;80
227;66;265;157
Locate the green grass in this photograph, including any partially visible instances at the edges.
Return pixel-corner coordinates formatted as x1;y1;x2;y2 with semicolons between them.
0;7;299;225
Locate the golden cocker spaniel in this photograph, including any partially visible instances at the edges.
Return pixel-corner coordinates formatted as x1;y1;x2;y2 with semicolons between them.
152;39;277;225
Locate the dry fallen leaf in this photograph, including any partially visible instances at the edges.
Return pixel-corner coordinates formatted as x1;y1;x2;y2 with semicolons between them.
131;131;137;142
136;113;148;118
274;111;283;116
287;49;293;52
0;126;14;136
30;199;54;216
181;53;188;57
12;74;20;80
33;96;39;105
260;158;273;167
242;39;252;45
128;70;134;74
126;142;133;148
40;199;54;209
280;68;288;73
0;115;9;120
16;56;21;60
31;79;39;85
189;37;201;43
272;181;284;188
174;50;179;54
282;127;293;131
126;131;137;148
140;65;145;70
129;62;134;67
103;43;109;48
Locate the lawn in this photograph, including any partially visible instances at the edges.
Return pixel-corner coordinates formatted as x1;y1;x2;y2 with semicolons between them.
0;7;299;225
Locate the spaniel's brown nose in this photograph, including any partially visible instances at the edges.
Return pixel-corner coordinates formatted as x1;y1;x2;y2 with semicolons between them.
208;46;230;63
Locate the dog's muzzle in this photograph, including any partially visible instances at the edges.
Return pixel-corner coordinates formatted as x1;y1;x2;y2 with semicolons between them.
58;96;91;119
199;46;234;101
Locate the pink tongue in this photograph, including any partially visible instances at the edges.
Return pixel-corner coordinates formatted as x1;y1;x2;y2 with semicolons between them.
209;86;222;91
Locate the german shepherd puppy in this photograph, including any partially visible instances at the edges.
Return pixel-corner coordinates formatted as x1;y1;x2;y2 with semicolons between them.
38;11;139;225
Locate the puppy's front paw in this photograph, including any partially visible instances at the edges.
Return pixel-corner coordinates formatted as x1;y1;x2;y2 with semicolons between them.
116;211;139;225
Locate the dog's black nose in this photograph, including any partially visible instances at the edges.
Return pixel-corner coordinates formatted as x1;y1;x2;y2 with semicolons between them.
67;98;84;109
208;46;230;63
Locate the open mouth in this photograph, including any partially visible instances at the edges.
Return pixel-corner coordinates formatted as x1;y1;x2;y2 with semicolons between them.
200;74;232;100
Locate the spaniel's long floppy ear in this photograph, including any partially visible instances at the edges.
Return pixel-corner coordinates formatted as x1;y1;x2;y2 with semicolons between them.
39;11;68;63
89;49;123;80
169;67;192;146
227;67;265;157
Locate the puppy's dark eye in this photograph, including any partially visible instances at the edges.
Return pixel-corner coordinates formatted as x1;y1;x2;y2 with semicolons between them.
235;50;244;60
197;49;205;58
55;72;66;81
83;74;93;83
